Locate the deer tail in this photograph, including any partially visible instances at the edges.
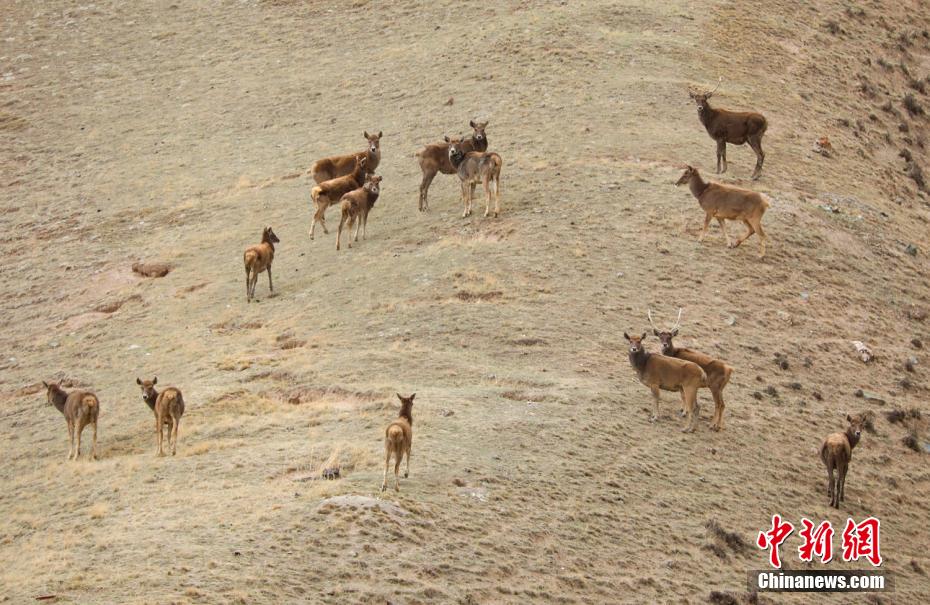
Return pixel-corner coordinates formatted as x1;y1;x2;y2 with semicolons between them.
83;394;98;409
385;424;404;447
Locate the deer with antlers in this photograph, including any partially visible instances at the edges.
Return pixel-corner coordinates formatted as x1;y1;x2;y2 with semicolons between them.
445;135;502;218
416;120;488;212
689;78;768;180
624;332;707;433
648;309;733;431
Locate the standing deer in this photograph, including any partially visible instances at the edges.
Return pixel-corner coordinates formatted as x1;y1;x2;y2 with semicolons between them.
416;120;488;212
243;226;280;302
821;413;870;508
676;165;770;258
310;131;382;184
381;393;414;492
649;309;733;431
446;135;502;218
336;174;382;251
689;79;768;179
136;377;185;456
623;332;707;432
43;381;99;460
309;155;368;239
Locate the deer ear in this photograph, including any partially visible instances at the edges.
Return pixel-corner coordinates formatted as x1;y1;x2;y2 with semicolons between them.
42;381;49;389
410;393;415;400
652;329;660;336
364;131;370;139
469;120;476;128
396;393;403;401
377;131;382;138
153;376;157;385
671;328;679;337
444;135;450;142
623;332;630;341
136;377;142;385
641;332;647;340
846;413;853;422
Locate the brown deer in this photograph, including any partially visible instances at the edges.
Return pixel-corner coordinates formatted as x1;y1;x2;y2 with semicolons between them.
136;377;185;456
676;165;770;258
689;79;768;179
309;156;367;239
43;381;99;460
821;413;871;508
336;174;382;251
416;120;488;212
446;135;502;218
244;226;280;303
310;131;381;184
381;393;414;492
648;308;733;431
623;332;707;432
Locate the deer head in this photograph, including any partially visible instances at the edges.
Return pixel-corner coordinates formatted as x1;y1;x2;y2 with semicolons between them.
365;174;383;195
648;308;683;354
444;135;466;165
363;131;382;155
262;226;280;244
469;119;488;144
675;165;698;186
396;392;415;421
623;332;648;354
136;376;158;404
688;78;722;113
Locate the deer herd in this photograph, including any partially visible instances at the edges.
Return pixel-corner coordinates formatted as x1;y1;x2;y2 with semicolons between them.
42;83;871;506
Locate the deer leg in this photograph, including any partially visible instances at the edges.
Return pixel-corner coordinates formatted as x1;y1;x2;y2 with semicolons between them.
734;220;755;248
91;420;98;460
681;388;698;433
156;413;166;457
717;218;733;247
381;448;391;492
244;266;250;302
495;176;501;217
419;170;436;212
716;140;727;174
469;183;477;216
650;386;661;422
361;210;368;240
749;135;765;180
353;213;361;242
404;445;411;478
266;265;273;294
460;182;469;218
698;213;712;242
678;390;687;417
336;213;345;251
826;462;835;501
754;220;767;258
171;418;179;456
67;419;75;460
484;177;492;217
309;197;321;239
75;421;83;459
838;461;847;504
711;388;725;431
394;449;402;492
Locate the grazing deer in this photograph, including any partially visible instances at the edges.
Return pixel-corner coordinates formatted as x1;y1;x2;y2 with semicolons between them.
381;393;414;492
623;332;706;432
676;165;770;258
446;135;502;218
337;174;382;251
821;413;870;508
648;309;733;431
310;131;382;184
416;120;488;212
689;79;768;179
244;226;279;303
309;156;367;239
43;381;99;460
136;377;185;456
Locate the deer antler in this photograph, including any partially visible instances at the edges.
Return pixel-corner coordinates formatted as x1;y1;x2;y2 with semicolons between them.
705;77;722;98
647;308;659;332
672;308;683;332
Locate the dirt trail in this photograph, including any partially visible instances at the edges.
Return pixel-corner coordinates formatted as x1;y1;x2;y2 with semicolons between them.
1;1;928;603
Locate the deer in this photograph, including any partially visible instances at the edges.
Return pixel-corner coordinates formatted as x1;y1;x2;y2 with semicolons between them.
381;393;414;492
416;120;488;212
689;79;768;179
309;155;367;239
821;412;871;508
648;308;733;431
43;381;99;460
136;377;185;456
336;174;382;251
446;135;502;218
623;332;707;433
310;131;381;184
243;226;280;303
675;165;770;258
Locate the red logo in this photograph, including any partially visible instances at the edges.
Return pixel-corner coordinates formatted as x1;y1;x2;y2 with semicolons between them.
756;515;795;569
842;517;882;566
798;518;834;564
758;516;881;568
